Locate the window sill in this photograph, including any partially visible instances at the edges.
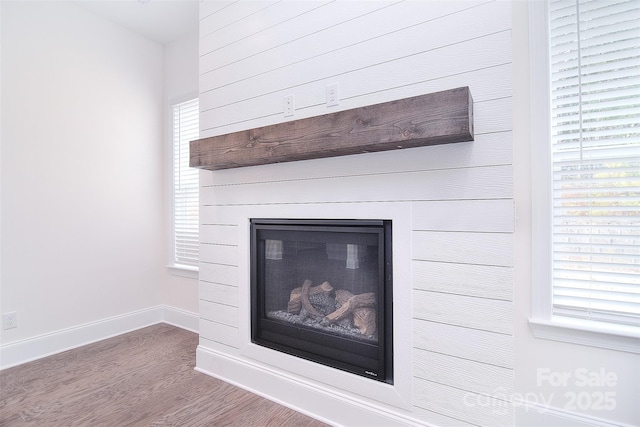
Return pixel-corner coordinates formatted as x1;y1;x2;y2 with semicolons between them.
167;264;199;280
529;317;640;354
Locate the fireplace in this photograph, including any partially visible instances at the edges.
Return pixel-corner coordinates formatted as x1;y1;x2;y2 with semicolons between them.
193;86;481;423
250;219;393;384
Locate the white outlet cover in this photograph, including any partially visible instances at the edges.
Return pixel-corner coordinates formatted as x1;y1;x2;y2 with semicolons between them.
284;94;294;117
3;312;17;329
326;83;339;107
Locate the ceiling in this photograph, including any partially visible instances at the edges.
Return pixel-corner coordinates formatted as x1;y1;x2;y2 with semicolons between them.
74;0;200;45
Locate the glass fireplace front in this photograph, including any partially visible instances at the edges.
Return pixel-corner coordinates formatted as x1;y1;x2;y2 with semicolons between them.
250;219;393;383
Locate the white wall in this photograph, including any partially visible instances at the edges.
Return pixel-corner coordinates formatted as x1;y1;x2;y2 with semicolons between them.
0;1;4;349
511;3;640;426
0;1;164;359
196;2;638;426
196;1;514;426
162;31;200;315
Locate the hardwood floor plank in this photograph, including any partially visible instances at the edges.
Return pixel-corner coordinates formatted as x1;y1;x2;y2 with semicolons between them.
0;324;328;426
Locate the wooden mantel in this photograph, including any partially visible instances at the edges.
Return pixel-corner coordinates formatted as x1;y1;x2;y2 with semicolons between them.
190;86;473;171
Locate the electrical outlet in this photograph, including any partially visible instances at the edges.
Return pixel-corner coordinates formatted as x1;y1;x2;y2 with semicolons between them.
3;312;17;330
284;94;294;117
326;83;339;107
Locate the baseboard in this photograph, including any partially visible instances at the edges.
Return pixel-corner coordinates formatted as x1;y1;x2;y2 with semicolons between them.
161;305;199;333
0;305;198;370
516;399;637;427
195;345;425;427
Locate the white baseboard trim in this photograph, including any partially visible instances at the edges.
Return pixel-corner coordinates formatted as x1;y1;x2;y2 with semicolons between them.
162;305;199;333
195;345;427;427
517;399;637;427
0;305;198;370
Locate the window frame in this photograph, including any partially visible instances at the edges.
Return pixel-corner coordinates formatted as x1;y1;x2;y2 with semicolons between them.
167;95;200;279
528;0;639;353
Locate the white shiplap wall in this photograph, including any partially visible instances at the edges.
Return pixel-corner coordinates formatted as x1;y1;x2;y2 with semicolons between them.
197;1;514;426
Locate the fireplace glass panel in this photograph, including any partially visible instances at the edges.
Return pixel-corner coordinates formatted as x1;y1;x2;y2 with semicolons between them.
251;219;393;383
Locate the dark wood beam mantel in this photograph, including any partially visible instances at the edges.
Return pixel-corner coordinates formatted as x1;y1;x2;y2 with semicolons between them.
190;86;473;171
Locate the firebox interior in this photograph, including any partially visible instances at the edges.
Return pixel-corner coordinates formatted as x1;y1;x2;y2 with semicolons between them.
250;219;393;384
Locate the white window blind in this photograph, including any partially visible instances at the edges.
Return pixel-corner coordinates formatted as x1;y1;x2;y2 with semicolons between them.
173;98;199;268
548;0;639;327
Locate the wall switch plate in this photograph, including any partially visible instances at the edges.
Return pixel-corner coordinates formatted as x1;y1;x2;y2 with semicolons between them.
284;94;294;117
326;83;339;107
3;312;17;330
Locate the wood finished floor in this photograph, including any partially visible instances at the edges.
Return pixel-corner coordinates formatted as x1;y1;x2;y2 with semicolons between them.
0;324;329;426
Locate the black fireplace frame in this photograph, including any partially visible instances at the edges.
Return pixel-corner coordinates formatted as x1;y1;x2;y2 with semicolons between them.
250;219;393;384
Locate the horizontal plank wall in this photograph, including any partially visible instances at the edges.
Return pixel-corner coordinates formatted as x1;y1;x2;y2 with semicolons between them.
197;1;514;426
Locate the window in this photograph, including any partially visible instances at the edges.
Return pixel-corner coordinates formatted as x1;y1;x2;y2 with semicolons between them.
171;98;200;271
529;0;639;352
